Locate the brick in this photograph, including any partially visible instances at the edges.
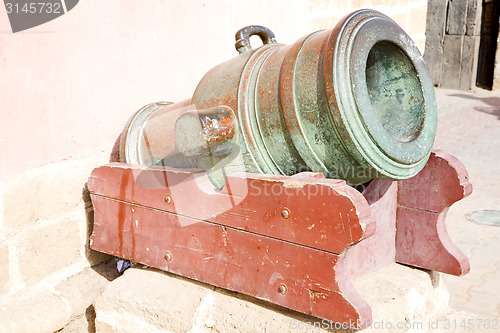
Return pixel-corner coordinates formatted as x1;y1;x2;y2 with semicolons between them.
0;290;70;333
413;37;426;54
0;244;9;293
308;0;331;12
58;312;95;333
56;262;118;319
309;16;343;31
390;13;409;31
3;155;108;230
408;5;427;35
17;211;85;285
372;0;399;6
94;264;449;332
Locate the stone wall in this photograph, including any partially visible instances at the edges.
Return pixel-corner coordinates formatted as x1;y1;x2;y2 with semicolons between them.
309;0;428;52
424;0;483;90
0;1;429;332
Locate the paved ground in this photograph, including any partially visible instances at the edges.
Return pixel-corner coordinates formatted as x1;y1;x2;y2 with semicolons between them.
434;88;500;322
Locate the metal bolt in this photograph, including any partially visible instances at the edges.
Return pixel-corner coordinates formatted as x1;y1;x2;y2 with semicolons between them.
278;283;287;295
164;194;172;204
164;251;172;262
281;208;290;219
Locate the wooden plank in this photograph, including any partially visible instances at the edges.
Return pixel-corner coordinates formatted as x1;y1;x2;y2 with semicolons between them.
396;150;472;276
90;196;373;328
441;34;464;89
460;35;481;90
88;166;375;256
446;0;469;35
398;150;472;213
396;207;470;276
340;179;398;279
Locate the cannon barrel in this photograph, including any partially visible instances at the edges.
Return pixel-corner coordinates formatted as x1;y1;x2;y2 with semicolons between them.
120;9;437;188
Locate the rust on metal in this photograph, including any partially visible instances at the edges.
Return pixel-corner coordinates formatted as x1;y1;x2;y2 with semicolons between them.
119;9;437;188
164;194;172;204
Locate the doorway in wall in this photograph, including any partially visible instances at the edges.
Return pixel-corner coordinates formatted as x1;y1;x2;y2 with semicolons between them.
476;0;500;89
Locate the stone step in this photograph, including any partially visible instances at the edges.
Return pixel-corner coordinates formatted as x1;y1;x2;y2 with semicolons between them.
94;263;450;333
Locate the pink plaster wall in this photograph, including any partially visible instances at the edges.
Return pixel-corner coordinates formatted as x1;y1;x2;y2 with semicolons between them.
0;1;309;180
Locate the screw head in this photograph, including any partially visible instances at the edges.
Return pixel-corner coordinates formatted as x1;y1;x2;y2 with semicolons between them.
281;208;290;219
164;251;172;262
278;283;287;295
164;195;172;204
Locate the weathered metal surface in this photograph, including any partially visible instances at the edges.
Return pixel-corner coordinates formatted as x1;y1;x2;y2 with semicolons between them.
88;150;470;327
120;9;437;187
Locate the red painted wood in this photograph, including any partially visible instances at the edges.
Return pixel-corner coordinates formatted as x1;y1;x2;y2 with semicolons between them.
395;150;472;275
88;149;472;326
90;195;372;328
396;206;470;276
88;165;375;255
398;150;472;213
340;179;398;278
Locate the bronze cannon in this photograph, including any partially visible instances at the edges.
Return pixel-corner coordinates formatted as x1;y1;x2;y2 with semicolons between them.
119;9;437;188
89;9;471;328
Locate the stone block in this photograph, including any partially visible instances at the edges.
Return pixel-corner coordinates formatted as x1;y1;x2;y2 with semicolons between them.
0;290;70;333
94;263;449;332
446;0;468;35
441;35;464;90
459;36;481;90
390;13;409;32
424;0;447;86
0;245;9;293
371;0;399;6
2;154;108;230
408;5;427;35
466;0;482;36
309;16;343;31
17;210;85;285
58;310;95;333
308;0;330;12
56;262;119;319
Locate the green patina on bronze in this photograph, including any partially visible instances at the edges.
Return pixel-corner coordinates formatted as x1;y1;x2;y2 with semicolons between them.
366;41;425;143
120;10;437;188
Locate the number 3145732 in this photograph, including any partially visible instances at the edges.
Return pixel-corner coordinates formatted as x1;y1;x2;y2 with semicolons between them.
5;2;62;14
